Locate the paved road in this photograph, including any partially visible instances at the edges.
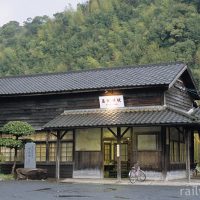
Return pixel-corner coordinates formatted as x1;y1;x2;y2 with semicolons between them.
0;180;200;200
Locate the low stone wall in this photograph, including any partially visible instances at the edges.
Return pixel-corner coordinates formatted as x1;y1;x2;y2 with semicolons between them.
166;170;187;180
73;169;188;180
145;171;164;180
144;170;187;180
73;169;103;179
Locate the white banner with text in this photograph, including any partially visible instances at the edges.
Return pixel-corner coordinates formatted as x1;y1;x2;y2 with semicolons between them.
99;95;124;109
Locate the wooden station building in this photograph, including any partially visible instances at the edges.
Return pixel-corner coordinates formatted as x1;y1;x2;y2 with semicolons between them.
0;62;200;181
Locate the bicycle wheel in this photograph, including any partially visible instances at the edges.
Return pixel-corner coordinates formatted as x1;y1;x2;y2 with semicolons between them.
129;169;137;183
192;169;197;177
137;170;146;182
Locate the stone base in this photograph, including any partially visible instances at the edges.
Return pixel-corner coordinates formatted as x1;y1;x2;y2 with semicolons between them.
72;169;188;180
144;170;187;181
166;170;187;180
73;169;103;179
16;168;47;180
145;171;164;180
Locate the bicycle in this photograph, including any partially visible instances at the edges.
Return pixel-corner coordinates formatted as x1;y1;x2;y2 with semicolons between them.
128;162;146;183
192;162;200;176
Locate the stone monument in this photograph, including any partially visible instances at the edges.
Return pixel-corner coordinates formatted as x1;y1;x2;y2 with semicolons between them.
24;142;36;169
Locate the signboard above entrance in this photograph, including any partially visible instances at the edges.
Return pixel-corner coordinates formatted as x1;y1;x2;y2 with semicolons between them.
99;95;124;109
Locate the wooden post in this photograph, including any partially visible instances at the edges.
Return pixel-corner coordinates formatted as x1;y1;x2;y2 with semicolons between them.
185;129;191;183
190;130;194;166
161;127;167;180
56;130;61;181
116;127;121;182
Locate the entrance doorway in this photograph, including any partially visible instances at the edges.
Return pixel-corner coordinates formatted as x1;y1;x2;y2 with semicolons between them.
103;138;131;178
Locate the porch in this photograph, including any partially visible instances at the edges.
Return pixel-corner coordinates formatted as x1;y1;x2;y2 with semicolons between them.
43;106;198;182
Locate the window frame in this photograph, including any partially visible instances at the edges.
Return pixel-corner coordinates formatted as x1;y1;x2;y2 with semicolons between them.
136;132;159;151
170;129;185;163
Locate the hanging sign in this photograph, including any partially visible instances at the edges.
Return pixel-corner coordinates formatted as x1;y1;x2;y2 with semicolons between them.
117;144;120;157
99;95;124;109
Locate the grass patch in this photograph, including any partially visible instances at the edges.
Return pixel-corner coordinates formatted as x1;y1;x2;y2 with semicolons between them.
0;174;14;181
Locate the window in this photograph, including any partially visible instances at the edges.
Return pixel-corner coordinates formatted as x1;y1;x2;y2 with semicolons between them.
137;134;157;151
170;141;180;163
121;144;128;161
49;142;73;162
0;131;74;163
61;142;73;162
76;128;101;151
29;132;47;141
49;131;74;162
0;147;23;162
180;132;185;162
170;128;185;163
49;143;56;161
0;134;23;162
29;132;47;162
104;143;111;165
36;143;46;162
174;142;179;162
180;143;186;162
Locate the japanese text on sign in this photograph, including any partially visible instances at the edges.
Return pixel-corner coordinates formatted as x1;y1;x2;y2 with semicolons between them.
99;95;124;109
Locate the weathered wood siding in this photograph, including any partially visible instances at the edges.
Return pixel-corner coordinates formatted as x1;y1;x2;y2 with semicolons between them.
124;89;163;107
0;88;164;129
39;164;73;178
74;151;103;170
165;80;193;111
137;151;161;170
131;127;162;171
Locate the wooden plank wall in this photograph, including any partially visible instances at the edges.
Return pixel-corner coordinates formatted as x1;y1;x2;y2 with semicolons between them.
37;164;73;178
74;151;103;170
165;82;193;111
0;88;164;129
137;151;161;170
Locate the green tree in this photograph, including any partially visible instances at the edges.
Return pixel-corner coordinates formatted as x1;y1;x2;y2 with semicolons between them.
0;121;35;175
0;0;199;86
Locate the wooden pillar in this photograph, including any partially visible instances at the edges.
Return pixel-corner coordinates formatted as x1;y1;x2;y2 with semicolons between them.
161;127;167;180
56;130;61;181
116;127;121;182
161;127;170;180
185;128;191;183
190;130;194;166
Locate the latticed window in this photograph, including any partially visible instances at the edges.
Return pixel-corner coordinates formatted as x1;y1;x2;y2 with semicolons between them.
0;147;14;161
180;143;186;162
0;134;23;162
170;129;185;163
49;142;73;162
36;143;46;162
121;144;128;162
0;131;74;163
61;142;73;162
104;143;111;165
49;143;56;161
29;132;47;141
0;147;23;162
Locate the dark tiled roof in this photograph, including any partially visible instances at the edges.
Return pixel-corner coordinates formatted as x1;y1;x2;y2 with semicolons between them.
43;106;197;129
0;63;186;95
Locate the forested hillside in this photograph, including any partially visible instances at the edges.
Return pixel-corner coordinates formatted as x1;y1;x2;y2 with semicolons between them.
0;0;200;85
